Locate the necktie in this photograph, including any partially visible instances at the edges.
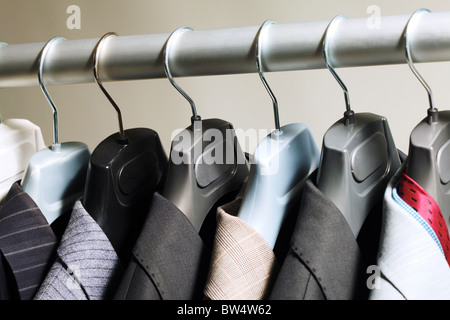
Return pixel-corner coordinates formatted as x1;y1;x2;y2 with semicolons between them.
397;172;450;267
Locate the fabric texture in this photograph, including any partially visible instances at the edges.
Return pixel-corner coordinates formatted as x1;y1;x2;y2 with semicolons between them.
34;200;123;300
114;192;209;300
0;119;45;203
369;164;450;300
268;171;380;300
0;181;57;300
392;188;444;256
396;171;450;265
203;189;279;300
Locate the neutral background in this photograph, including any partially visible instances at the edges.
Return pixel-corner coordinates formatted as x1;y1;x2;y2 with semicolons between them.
1;0;450;156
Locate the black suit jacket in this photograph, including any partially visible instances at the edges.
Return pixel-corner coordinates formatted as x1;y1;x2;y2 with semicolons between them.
114;192;211;300
0;182;57;300
268;172;381;300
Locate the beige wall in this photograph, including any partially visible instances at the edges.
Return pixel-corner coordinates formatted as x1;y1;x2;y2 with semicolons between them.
1;0;450;155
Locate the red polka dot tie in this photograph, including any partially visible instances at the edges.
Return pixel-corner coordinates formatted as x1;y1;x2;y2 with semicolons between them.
397;172;450;267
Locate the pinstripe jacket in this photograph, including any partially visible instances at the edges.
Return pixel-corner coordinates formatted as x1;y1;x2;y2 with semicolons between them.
0;182;57;300
34;200;124;300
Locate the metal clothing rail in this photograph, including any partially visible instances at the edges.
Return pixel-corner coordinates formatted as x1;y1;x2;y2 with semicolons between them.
1;11;450;88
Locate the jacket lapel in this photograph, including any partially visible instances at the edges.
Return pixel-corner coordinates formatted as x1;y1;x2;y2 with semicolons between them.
132;193;207;300
289;178;368;299
56;200;123;299
0;182;57;300
375;168;450;299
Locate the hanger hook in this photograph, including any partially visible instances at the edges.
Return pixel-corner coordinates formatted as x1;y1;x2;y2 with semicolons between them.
404;8;437;123
256;20;281;133
93;32;128;143
163;27;199;123
38;36;66;152
0;41;7;125
323;15;355;125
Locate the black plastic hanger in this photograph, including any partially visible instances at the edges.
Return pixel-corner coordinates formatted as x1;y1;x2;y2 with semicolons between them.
21;37;90;227
82;33;168;263
316;15;401;237
160;27;249;233
237;20;320;249
403;9;450;225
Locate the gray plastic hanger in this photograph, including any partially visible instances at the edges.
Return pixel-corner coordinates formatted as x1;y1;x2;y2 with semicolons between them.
237;20;320;249
161;27;249;233
82;33;168;263
21;37;90;225
404;9;450;224
316;15;401;237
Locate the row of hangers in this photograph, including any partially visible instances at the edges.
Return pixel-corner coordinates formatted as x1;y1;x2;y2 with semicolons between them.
1;9;449;264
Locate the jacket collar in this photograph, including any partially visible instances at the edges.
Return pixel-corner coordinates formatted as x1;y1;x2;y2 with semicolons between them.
375;165;450;299
289;177;370;299
0;182;57;300
56;200;123;299
132;193;208;300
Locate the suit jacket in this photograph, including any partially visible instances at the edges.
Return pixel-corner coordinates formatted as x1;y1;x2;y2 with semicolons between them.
268;170;381;300
0;182;57;300
369;164;450;300
34;200;123;300
114;192;210;300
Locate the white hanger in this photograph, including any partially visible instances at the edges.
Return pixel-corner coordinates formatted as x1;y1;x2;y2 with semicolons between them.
21;37;90;225
237;20;320;249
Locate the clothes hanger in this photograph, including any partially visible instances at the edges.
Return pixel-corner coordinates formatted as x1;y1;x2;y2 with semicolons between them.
21;37;90;225
316;15;401;238
237;20;320;249
403;8;450;225
160;27;249;233
82;32;168;263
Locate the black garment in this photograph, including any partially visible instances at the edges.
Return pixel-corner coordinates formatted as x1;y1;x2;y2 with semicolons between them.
114;192;212;300
0;182;57;300
268;171;381;300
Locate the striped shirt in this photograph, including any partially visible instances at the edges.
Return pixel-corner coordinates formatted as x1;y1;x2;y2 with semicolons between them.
0;182;57;300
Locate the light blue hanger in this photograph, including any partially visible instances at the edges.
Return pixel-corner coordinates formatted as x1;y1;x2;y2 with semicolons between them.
21;37;90;225
237;20;320;249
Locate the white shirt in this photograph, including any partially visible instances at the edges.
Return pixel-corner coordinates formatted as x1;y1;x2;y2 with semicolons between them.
370;165;450;300
0;119;45;203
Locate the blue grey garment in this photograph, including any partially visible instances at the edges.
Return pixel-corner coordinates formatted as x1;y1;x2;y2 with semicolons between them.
34;200;124;300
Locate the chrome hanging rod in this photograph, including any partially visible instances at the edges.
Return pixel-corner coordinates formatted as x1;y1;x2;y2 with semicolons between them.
0;11;450;88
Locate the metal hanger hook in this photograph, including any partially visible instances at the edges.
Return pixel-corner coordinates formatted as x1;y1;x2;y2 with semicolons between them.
93;32;128;142
163;27;199;122
323;15;354;122
256;20;281;133
404;9;437;119
38;36;66;152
